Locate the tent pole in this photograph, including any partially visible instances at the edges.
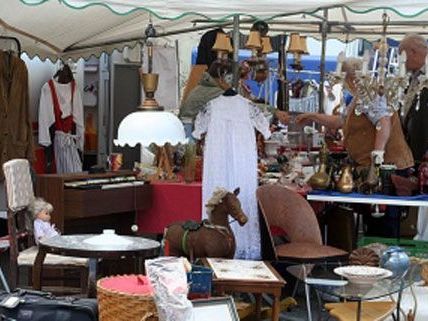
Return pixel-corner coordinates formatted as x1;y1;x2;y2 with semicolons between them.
319;8;328;115
232;15;240;89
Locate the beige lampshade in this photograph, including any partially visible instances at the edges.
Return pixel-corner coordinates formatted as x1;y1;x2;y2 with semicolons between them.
212;32;232;52
300;36;309;55
287;33;304;53
225;35;233;53
245;30;262;49
261;36;273;54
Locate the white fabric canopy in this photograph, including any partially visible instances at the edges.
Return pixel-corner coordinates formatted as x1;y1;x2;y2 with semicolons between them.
3;0;428;61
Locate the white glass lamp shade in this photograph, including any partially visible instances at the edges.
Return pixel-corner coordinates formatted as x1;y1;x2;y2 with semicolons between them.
114;111;187;147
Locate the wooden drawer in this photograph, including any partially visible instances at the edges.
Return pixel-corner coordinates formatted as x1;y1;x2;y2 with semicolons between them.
64;184;152;219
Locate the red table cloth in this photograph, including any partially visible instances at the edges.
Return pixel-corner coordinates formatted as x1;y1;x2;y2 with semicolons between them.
137;181;202;234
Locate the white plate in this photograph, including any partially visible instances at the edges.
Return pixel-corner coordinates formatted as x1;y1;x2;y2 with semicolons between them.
334;266;393;285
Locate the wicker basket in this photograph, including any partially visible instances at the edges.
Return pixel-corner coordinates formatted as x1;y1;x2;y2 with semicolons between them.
97;275;158;321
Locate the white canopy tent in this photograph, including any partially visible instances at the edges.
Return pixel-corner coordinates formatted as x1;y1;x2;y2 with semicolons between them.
3;0;428;61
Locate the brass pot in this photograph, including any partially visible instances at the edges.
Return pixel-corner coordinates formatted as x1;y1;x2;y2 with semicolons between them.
308;163;331;190
337;164;354;193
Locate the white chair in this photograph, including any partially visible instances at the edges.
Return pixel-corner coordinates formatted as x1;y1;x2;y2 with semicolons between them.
3;159;88;292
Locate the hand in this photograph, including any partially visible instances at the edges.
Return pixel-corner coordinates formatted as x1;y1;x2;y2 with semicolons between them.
275;111;290;125
295;113;315;126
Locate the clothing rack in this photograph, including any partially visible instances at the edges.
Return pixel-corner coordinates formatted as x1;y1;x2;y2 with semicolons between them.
0;36;21;56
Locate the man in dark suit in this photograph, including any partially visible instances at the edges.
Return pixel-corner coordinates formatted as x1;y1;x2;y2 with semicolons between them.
399;34;428;240
399;34;428;165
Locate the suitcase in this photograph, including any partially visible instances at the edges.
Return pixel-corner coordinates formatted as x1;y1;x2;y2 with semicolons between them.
0;289;98;321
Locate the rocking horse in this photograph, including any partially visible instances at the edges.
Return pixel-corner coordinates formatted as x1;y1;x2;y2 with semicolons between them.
163;188;248;261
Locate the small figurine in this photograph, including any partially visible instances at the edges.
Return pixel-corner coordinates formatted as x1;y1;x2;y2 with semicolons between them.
29;197;59;244
418;151;428;194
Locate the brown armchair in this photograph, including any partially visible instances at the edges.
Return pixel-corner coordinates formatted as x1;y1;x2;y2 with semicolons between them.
256;184;348;262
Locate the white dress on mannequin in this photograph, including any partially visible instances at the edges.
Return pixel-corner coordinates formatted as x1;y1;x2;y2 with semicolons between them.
193;93;270;260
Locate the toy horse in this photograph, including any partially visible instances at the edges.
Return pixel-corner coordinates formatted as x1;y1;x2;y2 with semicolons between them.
163;188;248;261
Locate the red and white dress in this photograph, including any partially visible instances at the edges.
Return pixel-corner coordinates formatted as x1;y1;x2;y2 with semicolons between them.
38;79;84;173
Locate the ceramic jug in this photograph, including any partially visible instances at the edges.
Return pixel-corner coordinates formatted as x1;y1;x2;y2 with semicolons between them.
380;246;410;278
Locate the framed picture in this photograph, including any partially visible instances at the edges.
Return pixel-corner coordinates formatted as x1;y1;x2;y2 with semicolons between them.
192;296;239;321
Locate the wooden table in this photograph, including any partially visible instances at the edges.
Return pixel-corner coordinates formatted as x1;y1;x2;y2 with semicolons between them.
202;258;285;321
32;234;160;297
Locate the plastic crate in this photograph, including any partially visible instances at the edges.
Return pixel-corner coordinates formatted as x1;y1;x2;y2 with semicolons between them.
187;265;213;299
358;236;428;258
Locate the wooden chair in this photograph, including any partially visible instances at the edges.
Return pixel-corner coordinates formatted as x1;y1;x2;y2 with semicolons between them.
3;159;88;293
325;301;396;321
256;184;348;321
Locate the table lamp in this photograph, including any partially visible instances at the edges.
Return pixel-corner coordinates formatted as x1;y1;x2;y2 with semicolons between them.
114;41;187;180
287;33;305;70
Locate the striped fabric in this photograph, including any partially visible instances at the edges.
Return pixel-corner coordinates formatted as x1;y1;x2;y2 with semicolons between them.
53;131;82;174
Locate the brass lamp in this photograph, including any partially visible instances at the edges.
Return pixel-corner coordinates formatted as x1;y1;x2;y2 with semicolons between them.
287;33;305;70
140;43;162;110
212;32;233;60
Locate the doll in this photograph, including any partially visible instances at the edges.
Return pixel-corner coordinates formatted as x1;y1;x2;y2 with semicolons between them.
29;197;59;244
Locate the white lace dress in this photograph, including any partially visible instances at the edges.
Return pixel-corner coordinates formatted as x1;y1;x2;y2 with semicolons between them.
193;94;271;260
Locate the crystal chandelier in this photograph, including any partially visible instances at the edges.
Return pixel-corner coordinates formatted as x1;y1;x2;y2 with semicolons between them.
328;13;411;128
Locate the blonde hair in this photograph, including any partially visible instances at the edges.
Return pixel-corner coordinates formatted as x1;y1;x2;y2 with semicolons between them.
28;197;53;219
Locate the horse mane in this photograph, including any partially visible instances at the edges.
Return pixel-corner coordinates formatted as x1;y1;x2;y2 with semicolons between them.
205;188;229;217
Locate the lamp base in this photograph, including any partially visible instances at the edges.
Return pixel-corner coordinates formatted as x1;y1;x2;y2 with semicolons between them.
139;98;164;111
290;63;304;71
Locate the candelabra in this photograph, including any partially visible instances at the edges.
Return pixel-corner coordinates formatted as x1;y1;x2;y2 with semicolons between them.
326;14;427;126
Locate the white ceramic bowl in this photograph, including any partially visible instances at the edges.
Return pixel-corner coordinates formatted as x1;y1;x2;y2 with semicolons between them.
334;265;393;285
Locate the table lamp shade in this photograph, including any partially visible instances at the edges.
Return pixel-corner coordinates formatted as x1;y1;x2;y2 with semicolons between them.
114;111;187;147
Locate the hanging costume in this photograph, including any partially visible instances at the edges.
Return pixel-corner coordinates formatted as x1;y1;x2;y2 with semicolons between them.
193;91;270;260
38;79;84;173
0;50;34;180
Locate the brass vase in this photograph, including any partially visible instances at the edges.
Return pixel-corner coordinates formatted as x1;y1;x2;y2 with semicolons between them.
308;163;331;190
337;164;354;193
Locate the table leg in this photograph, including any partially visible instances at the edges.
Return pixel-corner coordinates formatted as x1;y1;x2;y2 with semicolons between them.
356;301;362;321
255;294;262;320
87;258;97;298
271;294;280;321
32;248;47;290
305;283;313;321
396;288;403;321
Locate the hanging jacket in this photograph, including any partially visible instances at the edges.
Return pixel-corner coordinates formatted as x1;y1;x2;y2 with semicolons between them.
0;50;34;180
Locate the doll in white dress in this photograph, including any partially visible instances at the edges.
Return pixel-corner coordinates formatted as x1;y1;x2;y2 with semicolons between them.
29;198;59;244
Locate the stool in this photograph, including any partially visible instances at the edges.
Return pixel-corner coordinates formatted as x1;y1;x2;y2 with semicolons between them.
97;275;157;321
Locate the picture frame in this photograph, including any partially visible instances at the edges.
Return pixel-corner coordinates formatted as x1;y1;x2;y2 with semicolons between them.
192;296;239;321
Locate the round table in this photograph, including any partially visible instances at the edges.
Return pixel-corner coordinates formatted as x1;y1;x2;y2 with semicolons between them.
32;234;160;297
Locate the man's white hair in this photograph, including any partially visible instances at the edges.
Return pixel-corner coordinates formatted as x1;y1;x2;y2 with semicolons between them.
28;197;53;219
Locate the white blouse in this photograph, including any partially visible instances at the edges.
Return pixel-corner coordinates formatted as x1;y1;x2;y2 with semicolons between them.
38;80;84;150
